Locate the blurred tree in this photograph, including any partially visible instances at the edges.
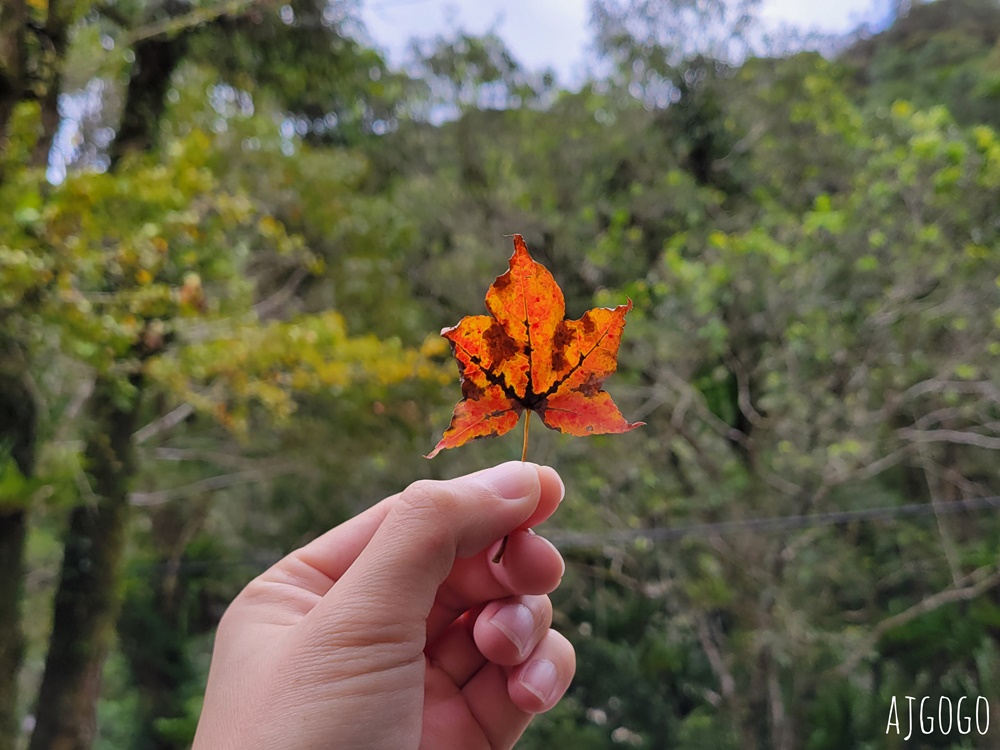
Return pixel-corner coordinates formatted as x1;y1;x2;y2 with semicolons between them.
0;342;36;748
0;0;74;740
407;29;555;115
591;0;762;66
1;3;444;750
845;0;1000;129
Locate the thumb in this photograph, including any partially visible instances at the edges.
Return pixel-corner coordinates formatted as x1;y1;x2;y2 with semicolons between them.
310;461;543;635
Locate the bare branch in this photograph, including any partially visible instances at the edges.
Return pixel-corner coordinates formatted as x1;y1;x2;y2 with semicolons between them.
53;378;95;442
662;369;749;445
152;447;264;469
133;402;194;445
253;266;310;321
823;445;910;489
918;446;962;585
698;617;736;703
911;406;974;430
899;378;1000;404
130;469;264;506
868;377;1000;427
724;349;765;428
760;470;802;497
898;427;1000;451
835;564;1000;677
767;660;790;750
124;0;279;45
713;120;766;170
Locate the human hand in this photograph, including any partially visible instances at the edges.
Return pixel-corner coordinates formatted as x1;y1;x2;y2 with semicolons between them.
192;461;575;750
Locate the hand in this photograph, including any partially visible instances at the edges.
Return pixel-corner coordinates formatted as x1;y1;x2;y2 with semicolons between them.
193;461;575;750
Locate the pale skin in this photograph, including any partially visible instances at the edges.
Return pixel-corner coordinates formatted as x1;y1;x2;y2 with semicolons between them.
193;461;576;750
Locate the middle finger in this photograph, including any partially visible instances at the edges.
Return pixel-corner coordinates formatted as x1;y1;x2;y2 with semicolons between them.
426;529;565;640
426;594;553;688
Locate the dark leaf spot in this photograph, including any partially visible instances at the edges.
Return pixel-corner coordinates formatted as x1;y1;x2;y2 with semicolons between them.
550;322;572;372
574;372;603;397
462;379;486;400
484;322;519;364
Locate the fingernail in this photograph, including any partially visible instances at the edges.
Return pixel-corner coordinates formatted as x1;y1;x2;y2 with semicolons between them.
539;466;565;503
531;534;565;578
484;462;538;500
538;536;566;578
519;659;558;705
489;603;533;657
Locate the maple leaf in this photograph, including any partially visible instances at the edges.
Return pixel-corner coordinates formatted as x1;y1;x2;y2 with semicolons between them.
427;235;643;459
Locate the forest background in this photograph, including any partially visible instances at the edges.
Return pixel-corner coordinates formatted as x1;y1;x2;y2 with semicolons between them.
2;0;1000;748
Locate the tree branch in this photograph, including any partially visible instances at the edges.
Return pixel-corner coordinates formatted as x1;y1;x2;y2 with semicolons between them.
133;403;194;445
724;349;765;428
124;0;279;45
697;617;736;703
918;445;962;585
253;266;310;321
130;469;268;506
835;564;1000;677
898;427;1000;451
153;446;263;469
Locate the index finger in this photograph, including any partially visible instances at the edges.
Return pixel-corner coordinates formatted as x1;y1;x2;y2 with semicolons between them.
258;464;563;602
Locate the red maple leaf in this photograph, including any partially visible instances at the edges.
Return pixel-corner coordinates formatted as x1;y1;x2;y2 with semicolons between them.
427;235;643;459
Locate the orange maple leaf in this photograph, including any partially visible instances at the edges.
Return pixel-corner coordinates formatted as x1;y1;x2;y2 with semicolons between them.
427;235;644;459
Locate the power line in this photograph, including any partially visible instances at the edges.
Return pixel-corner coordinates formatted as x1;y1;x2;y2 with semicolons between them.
133;494;1000;572
548;494;1000;550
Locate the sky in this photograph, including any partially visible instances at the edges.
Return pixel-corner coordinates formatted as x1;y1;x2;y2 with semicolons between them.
360;0;887;86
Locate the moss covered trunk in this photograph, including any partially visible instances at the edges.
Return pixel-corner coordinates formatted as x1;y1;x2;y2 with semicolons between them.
28;377;143;750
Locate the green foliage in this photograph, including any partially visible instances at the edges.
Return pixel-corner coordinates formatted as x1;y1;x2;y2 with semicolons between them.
0;452;45;509
5;1;1000;748
185;0;409;145
846;0;1000;130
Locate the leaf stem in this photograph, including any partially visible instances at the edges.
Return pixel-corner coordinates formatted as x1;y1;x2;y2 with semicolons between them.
521;409;531;462
492;411;532;563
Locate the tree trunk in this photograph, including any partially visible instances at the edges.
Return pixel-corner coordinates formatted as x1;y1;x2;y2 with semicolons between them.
0;508;27;750
28;0;70;169
27;6;189;746
108;22;187;168
28;376;143;750
0;0;28;177
0;337;38;750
